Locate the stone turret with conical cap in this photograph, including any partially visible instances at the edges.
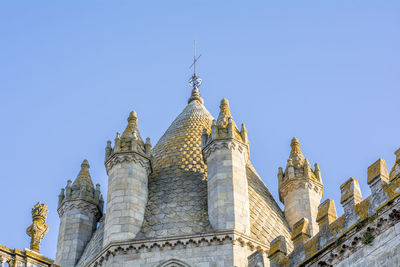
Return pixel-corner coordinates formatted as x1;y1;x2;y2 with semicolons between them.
56;159;103;267
202;98;251;236
103;110;152;246
278;137;323;236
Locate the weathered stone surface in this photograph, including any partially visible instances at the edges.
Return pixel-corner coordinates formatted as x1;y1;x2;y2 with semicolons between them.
76;220;104;267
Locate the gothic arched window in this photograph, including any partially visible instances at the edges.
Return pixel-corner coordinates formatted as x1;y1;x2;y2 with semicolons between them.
157;259;191;267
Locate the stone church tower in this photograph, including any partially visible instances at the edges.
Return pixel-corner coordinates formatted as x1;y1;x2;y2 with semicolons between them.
51;68;400;267
54;71;293;266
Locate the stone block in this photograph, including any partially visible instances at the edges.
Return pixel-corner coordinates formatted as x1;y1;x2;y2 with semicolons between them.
368;158;389;185
317;199;337;227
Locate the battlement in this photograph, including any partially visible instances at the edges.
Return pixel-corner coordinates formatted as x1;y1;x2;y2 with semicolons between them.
269;148;400;267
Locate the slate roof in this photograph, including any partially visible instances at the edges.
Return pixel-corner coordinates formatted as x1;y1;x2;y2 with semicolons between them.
247;164;293;251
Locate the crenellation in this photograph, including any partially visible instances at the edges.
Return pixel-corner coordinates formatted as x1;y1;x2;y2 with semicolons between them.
316;199;337;229
270;147;400;267
340;177;362;227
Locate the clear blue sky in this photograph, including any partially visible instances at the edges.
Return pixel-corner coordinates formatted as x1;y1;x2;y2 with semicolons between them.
0;0;399;258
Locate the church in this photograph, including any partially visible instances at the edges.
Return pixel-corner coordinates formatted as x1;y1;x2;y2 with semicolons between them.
1;68;400;267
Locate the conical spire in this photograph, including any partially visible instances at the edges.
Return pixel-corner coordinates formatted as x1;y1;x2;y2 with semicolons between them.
72;159;94;189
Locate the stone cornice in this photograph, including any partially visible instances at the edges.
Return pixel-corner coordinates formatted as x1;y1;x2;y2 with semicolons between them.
202;138;249;162
57;199;101;220
85;230;269;267
105;151;152;175
279;178;323;202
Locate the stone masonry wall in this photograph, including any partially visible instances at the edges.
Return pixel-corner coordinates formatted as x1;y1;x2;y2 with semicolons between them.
56;201;98;267
205;139;250;235
326;220;400;267
103;155;149;246
283;186;321;236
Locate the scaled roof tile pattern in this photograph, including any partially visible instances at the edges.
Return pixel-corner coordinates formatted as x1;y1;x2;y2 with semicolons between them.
136;100;214;239
247;164;294;251
126;98;290;247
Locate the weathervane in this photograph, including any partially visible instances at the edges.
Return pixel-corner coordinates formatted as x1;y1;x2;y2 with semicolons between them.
189;40;202;89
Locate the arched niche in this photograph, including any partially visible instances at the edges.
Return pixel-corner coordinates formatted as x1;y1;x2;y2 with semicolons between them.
157;258;191;267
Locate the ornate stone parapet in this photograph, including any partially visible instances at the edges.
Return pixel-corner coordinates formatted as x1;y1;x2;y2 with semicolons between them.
0;245;59;267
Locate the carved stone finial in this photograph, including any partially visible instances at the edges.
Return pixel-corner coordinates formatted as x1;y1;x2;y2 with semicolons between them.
290;137;301;154
289;137;305;169
127;111;138;124
217;98;232;127
188;87;204;104
26;202;49;252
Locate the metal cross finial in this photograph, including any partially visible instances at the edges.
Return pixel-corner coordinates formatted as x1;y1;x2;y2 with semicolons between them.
189;40;202;89
190;40;202;75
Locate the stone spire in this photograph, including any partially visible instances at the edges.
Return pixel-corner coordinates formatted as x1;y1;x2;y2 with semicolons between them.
72;159;94;189
58;159;103;210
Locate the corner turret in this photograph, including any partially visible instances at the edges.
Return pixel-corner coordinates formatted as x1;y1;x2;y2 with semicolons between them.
202;98;251;236
56;160;103;267
103;110;152;246
278;138;323;236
